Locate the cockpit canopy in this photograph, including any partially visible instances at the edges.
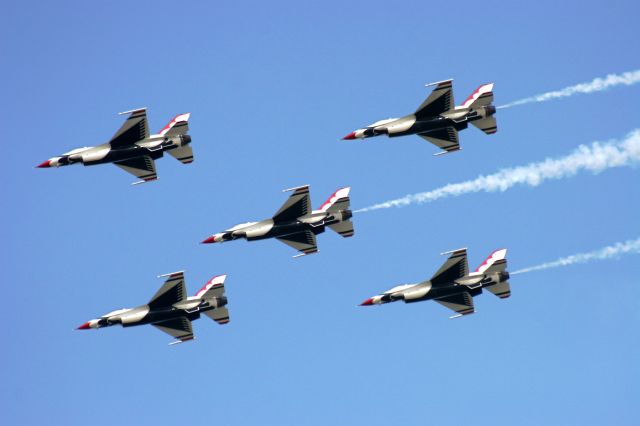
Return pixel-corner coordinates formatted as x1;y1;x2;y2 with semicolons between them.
384;284;415;294
367;118;398;128
63;147;92;156
102;308;129;318
228;221;258;231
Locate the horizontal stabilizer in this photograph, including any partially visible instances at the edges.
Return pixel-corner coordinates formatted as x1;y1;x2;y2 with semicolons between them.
168;145;194;164
318;187;351;212
158;113;191;137
475;249;507;274
328;220;354;238
205;307;230;325
485;280;511;299
460;83;494;109
471;116;497;135
195;275;227;299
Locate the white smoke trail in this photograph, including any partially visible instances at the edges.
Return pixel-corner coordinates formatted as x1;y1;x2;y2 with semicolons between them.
498;70;640;109
511;238;640;275
355;129;640;213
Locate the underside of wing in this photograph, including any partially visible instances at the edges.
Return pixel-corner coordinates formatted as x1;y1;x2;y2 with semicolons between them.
114;156;157;184
152;316;194;343
431;249;469;286
273;186;311;223
418;127;460;154
415;80;454;119
149;272;187;309
277;230;318;257
435;292;475;318
110;109;149;147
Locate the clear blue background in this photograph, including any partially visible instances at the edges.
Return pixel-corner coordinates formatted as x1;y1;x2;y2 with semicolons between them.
2;1;639;424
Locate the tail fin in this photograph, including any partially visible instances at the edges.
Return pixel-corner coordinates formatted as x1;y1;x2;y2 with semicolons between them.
158;113;191;137
194;274;227;299
460;83;494;109
318;187;351;213
476;249;511;299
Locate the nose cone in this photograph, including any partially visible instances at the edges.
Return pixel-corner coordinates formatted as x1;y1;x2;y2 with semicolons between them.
36;159;52;168
77;321;92;330
342;132;357;140
201;235;217;244
360;297;375;306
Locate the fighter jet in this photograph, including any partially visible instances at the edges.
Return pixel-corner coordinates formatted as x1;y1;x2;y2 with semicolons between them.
77;272;229;344
37;108;193;184
202;185;354;257
342;80;497;155
360;248;510;318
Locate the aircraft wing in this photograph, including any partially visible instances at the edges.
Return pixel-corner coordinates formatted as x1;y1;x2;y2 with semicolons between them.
431;248;469;286
277;230;318;257
152;316;194;344
415;80;454;118
418;127;460;154
273;185;311;222
109;108;149;148
149;272;187;309
114;156;157;184
204;308;230;325
435;292;475;318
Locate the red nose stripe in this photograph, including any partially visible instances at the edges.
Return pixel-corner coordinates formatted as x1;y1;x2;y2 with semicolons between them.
77;322;91;330
360;298;374;306
201;236;216;244
342;132;356;140
36;160;51;168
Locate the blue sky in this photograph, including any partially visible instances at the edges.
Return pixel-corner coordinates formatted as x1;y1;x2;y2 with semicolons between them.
2;1;639;425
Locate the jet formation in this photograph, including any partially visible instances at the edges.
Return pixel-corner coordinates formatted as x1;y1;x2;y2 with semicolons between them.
37;108;193;184
202;185;354;257
343;80;497;155
77;272;230;344
361;248;510;318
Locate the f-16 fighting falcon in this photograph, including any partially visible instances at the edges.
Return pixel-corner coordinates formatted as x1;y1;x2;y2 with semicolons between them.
360;248;510;318
36;108;193;184
77;272;230;344
202;185;354;257
342;80;497;155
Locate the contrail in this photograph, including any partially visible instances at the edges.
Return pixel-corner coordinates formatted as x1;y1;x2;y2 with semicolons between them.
511;237;640;275
355;129;640;213
498;70;640;109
